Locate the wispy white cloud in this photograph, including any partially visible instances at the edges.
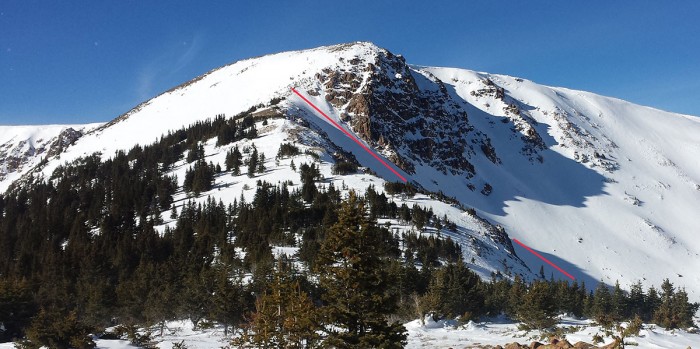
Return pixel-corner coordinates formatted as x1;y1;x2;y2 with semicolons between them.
137;33;203;101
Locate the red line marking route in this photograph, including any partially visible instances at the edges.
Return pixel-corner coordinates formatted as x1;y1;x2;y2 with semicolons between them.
291;87;407;183
512;238;575;280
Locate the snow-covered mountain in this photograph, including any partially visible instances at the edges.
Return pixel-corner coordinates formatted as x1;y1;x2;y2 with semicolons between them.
2;42;699;300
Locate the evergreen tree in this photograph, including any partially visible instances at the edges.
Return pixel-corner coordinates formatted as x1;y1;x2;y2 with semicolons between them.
21;309;95;349
277;143;300;158
242;259;319;348
592;281;614;328
644;286;661;322
422;258;484;321
247;124;258;139
225;146;243;175
216;120;237;146
627;281;645;318
399;204;411;225
315;192;407;348
483;277;511;317
248;146;258;178
183;161;215;195
669;287;698;329
186;143;205;163
143;263;180;337
553;281;583;317
0;278;36;342
412;205;427;231
517;280;557;330
507;276;526;318
387;259;424;321
583;291;595;319
299;163;320;203
179;268;216;329
610;280;628;321
210;263;249;336
257;153;266;174
653;279;698;329
653;279;675;328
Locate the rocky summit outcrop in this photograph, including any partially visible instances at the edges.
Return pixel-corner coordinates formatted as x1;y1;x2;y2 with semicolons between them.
315;45;496;180
46;127;84;158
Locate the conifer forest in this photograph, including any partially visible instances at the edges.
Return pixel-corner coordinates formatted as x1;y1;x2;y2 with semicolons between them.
0;114;697;348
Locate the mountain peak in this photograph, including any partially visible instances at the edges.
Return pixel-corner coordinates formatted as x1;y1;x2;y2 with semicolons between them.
2;43;700;303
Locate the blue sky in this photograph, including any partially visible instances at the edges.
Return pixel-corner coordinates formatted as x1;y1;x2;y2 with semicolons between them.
1;1;699;125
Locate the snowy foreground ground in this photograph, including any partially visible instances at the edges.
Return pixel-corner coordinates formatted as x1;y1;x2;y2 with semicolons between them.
404;317;699;348
2;317;697;349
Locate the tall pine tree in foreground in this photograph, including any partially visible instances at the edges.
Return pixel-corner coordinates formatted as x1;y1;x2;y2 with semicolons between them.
315;192;407;349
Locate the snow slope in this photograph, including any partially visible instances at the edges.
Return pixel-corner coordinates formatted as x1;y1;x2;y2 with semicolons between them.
423;67;700;296
2;42;700;301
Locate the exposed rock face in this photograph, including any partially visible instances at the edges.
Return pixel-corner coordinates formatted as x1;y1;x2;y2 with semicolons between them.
314;47;499;181
547;108;619;172
0;140;41;180
46;127;83;158
469;77;547;162
0;126;87;191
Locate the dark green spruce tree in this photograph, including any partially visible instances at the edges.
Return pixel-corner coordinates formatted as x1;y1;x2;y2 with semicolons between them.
315;191;407;349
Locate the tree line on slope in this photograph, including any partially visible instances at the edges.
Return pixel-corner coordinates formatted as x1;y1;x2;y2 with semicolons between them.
0;113;696;348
